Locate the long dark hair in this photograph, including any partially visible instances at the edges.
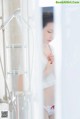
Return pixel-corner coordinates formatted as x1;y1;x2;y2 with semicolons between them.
42;7;54;28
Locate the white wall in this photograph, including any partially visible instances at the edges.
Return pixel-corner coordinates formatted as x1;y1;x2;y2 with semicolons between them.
61;5;80;119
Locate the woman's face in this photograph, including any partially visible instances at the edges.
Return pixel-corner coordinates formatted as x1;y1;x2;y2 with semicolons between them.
43;22;53;44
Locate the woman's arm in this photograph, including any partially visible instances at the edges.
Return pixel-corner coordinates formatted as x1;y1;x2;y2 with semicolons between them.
44;60;53;76
44;45;54;76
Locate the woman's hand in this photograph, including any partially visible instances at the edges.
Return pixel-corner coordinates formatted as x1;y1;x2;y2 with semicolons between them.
44;53;54;76
44;45;54;64
47;53;54;64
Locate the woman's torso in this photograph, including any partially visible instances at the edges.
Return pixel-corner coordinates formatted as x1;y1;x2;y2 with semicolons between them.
43;45;55;89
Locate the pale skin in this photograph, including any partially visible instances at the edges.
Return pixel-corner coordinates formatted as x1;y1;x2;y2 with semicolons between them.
43;22;55;119
17;74;23;91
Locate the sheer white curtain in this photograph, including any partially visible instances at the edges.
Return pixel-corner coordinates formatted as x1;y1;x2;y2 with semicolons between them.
0;0;43;119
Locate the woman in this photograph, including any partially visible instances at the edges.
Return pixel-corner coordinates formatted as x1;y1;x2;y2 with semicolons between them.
42;12;55;119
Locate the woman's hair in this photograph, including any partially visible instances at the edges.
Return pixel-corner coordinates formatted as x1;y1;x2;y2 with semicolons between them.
43;12;54;28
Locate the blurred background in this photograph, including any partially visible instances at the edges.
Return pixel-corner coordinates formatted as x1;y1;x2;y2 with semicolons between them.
0;0;80;119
